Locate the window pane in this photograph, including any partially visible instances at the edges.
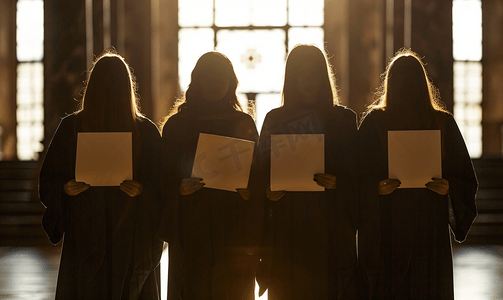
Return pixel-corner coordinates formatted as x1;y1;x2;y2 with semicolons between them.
179;0;213;27
17;62;44;160
215;0;288;27
217;29;286;93
16;0;44;62
251;0;287;26
255;93;282;132
289;0;324;26
288;27;324;51
453;0;482;61
453;61;482;158
178;28;215;91
215;0;252;26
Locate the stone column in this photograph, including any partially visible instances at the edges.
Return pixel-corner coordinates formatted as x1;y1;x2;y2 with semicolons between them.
151;0;179;125
0;0;17;160
325;0;385;117
410;0;454;111
44;0;88;146
482;0;503;157
123;0;153;119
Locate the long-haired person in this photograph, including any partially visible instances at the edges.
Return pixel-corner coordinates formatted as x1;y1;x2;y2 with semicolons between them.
251;44;358;300
357;49;477;299
39;49;164;299
158;51;258;300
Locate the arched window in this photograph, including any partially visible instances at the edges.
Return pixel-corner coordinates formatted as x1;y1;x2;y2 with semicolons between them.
16;0;44;160
453;0;482;158
178;0;324;131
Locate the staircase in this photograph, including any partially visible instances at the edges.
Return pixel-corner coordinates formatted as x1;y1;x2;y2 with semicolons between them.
0;161;49;246
0;158;502;246
466;158;503;244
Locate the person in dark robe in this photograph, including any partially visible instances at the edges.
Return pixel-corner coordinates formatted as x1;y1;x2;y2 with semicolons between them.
39;49;164;299
357;49;478;300
250;44;358;300
158;51;258;300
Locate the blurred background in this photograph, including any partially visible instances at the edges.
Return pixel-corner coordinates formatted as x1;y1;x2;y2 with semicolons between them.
0;0;502;299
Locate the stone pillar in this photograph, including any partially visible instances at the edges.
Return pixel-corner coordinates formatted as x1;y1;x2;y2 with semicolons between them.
482;0;503;157
0;0;17;160
410;0;454;112
44;0;88;146
151;0;179;125
123;0;153;119
325;0;385;116
325;0;350;106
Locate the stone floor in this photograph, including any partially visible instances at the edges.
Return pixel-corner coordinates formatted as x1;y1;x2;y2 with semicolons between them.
0;244;502;299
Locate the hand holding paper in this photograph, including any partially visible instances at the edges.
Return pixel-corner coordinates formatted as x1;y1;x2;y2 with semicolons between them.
426;178;449;195
266;186;286;201
64;179;90;196
378;179;401;195
179;178;205;196
191;133;255;192
388;130;442;188
75;132;133;186
270;134;324;191
314;173;336;189
120;180;143;197
236;188;250;200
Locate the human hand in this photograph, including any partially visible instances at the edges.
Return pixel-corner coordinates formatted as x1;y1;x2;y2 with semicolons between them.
236;188;250;200
179;178;205;195
314;173;336;189
378;179;401;195
64;179;90;196
266;186;286;201
120;180;143;197
426;178;449;195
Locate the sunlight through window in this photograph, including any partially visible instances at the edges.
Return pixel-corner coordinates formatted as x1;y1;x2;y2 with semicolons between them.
16;0;44;160
452;0;482;158
178;0;324;132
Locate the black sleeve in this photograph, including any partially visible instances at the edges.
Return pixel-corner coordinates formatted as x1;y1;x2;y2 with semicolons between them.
39;116;75;245
156;117;182;243
443;116;478;242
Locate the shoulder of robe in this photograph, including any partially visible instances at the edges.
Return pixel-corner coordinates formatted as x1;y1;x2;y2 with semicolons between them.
259;106;285;132
137;116;161;135
333;105;357;123
51;113;78;136
233;110;256;124
59;113;78;126
359;108;385;128
231;110;258;140
161;112;184;135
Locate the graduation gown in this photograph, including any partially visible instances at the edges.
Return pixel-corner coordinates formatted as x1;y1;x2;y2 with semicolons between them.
160;107;258;300
39;114;164;300
357;110;478;300
252;105;358;300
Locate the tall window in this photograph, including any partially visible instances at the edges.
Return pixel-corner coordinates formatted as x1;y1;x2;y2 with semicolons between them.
16;0;44;160
178;0;324;131
452;0;482;158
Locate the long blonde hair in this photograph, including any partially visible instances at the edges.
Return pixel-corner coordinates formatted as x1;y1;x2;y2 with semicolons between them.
282;44;339;108
77;48;143;131
362;48;448;125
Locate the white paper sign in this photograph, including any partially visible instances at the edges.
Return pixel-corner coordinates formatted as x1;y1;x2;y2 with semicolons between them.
270;134;324;191
388;130;442;188
75;132;133;186
191;133;255;192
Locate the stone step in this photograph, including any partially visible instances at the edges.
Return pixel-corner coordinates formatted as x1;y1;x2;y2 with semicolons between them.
0;191;34;202
0;201;45;215
0;180;36;191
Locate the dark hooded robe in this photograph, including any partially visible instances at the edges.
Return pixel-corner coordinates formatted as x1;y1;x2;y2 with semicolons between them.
357;109;478;300
159;106;258;300
39;113;164;300
251;105;358;300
